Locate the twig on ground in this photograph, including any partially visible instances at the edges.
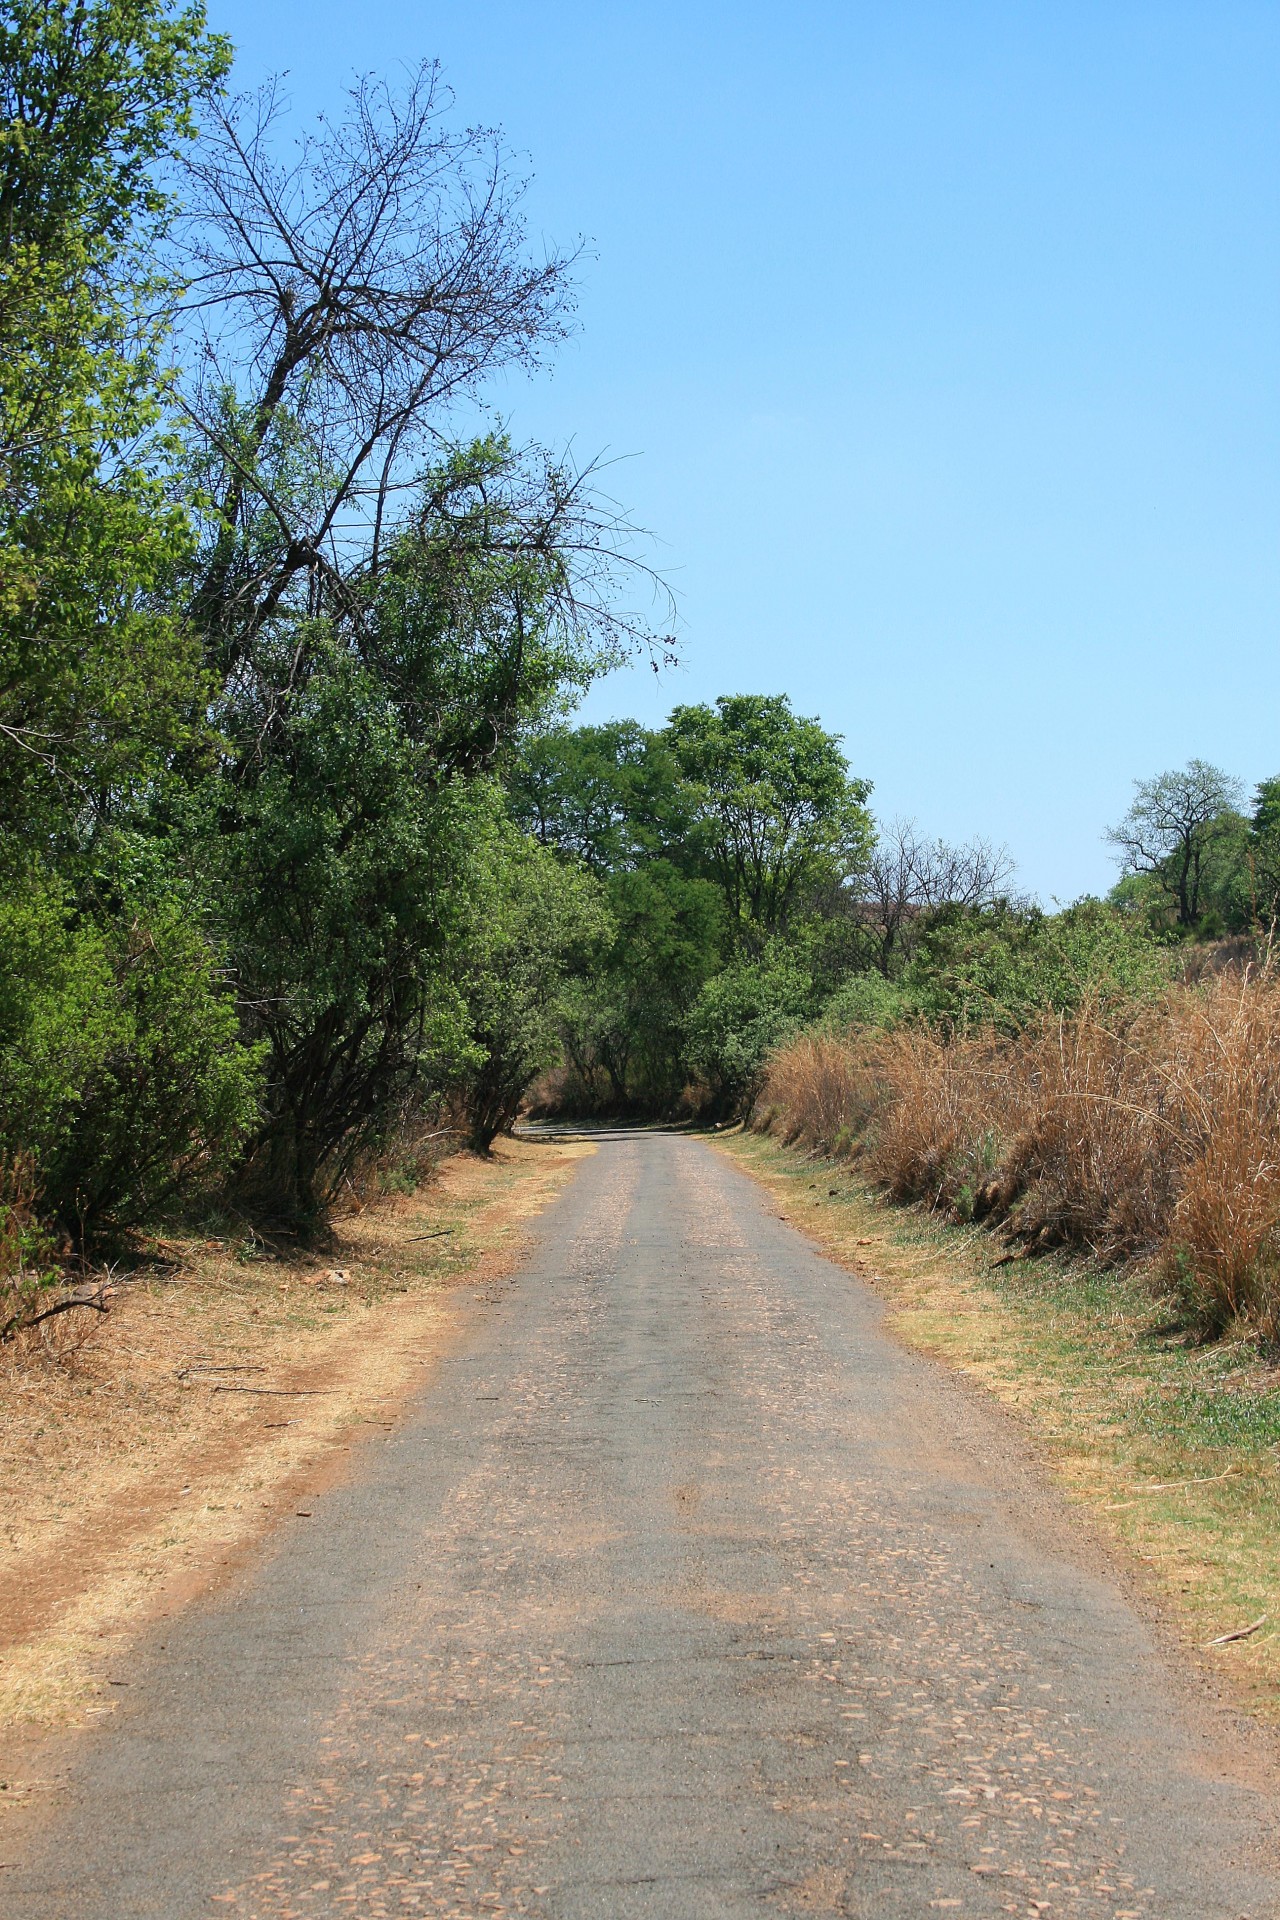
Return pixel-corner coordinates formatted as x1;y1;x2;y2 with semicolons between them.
1130;1467;1239;1493
209;1385;336;1396
1202;1613;1267;1647
407;1228;455;1242
0;1287;111;1345
177;1363;267;1380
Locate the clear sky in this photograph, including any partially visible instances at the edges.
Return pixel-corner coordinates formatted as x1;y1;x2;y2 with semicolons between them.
206;1;1279;901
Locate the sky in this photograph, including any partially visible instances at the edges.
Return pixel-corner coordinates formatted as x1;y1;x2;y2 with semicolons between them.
207;1;1280;901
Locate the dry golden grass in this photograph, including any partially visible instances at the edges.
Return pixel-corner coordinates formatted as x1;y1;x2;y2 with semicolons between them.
758;968;1280;1337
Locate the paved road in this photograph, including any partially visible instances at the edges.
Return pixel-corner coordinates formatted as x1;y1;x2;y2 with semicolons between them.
7;1133;1278;1918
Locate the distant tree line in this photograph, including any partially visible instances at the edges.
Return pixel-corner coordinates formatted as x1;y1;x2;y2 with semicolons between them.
1106;759;1280;938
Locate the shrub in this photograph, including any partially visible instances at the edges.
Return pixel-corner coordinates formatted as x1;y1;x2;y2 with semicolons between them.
906;899;1173;1033
684;945;817;1115
0;1154;61;1346
819;970;906;1031
0;877;263;1235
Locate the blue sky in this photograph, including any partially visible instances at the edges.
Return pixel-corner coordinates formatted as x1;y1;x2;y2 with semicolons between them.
208;2;1279;900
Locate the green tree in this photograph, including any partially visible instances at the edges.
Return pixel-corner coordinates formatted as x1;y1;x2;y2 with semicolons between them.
558;861;726;1110
509;720;724;1110
683;942;819;1114
666;694;873;942
1105;761;1247;932
0;0;229;840
1248;777;1280;931
511;721;693;874
0;870;261;1235
455;820;612;1151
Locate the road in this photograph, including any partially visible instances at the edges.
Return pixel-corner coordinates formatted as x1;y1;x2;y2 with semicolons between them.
6;1131;1278;1918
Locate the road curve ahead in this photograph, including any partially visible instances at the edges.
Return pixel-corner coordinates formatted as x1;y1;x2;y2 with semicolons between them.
8;1132;1278;1918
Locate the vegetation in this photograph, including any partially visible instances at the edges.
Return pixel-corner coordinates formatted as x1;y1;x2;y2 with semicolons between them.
6;2;1280;1371
0;4;664;1241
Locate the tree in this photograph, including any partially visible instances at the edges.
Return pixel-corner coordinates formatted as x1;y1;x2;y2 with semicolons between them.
861;817;1015;975
0;0;229;841
507;722;724;1111
557;860;725;1110
1106;760;1246;930
510;721;693;874
455;822;611;1152
666;694;873;942
1247;777;1280;931
683;941;818;1114
176;64;666;689
0;868;261;1235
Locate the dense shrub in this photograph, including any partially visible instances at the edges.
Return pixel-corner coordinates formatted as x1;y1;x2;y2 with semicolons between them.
0;879;263;1235
684;945;818;1115
904;899;1173;1033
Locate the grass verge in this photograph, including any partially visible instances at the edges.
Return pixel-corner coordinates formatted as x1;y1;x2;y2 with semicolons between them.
0;1137;588;1768
714;1126;1280;1722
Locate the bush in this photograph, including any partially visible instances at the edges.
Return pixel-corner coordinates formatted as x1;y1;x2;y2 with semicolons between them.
684;945;817;1115
819;970;906;1032
0;877;263;1235
906;899;1173;1033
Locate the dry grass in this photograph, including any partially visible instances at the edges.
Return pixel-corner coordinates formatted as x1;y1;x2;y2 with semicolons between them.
757;969;1280;1338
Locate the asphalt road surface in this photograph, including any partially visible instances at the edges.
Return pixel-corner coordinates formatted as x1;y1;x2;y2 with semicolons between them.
8;1132;1279;1918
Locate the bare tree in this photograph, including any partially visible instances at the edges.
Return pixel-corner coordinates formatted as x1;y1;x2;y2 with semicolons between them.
1105;760;1245;927
862;818;1015;973
174;63;670;680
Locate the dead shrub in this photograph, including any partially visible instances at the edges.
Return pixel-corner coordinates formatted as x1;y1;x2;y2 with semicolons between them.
754;1033;881;1152
0;1157;108;1363
758;968;1280;1340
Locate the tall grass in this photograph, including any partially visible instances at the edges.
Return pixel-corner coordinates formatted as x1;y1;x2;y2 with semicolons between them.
756;969;1280;1339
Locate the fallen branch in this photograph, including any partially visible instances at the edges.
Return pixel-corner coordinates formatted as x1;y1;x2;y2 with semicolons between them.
1130;1467;1239;1493
177;1362;267;1381
0;1287;111;1345
209;1385;336;1396
1202;1613;1268;1648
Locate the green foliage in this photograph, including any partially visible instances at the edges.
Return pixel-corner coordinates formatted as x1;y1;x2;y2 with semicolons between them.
0;0;229;839
509;696;876;1115
1106;761;1249;933
0;871;262;1234
0;22;658;1236
905;899;1174;1035
510;720;692;873
455;819;612;1151
358;438;621;770
1247;777;1280;931
819;969;907;1031
558;860;726;1110
194;639;483;1217
684;943;820;1113
667;693;873;940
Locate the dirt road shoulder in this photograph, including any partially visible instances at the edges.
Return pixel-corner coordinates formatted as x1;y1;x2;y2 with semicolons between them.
0;1137;589;1777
